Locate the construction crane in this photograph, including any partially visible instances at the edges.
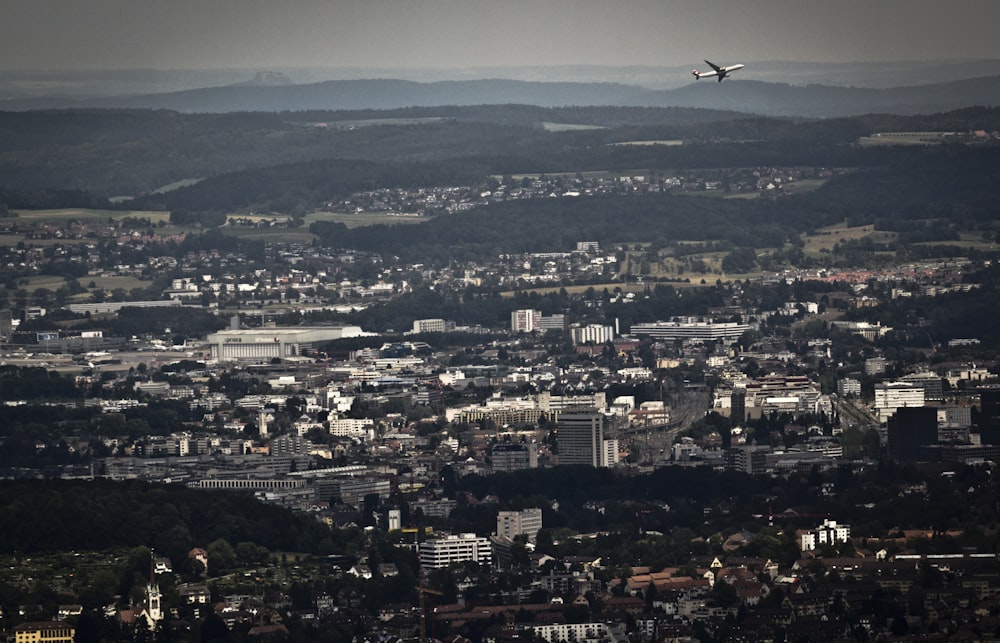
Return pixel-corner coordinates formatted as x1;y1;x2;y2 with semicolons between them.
417;584;444;643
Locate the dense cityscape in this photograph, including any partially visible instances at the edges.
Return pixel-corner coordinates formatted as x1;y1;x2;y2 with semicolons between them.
3;24;1000;639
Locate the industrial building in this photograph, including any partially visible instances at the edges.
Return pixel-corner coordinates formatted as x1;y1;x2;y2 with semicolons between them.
206;325;366;363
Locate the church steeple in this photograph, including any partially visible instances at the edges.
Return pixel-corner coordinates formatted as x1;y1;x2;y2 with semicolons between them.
145;550;163;625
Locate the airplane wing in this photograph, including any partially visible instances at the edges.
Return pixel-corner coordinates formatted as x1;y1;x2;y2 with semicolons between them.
704;60;723;73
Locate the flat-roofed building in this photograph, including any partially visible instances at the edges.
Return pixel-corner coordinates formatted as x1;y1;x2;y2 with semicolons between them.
496;508;543;542
419;533;492;568
557;409;606;467
207;326;366;363
14;622;75;643
491;442;538;471
571;324;614;346
410;318;455;334
511;309;542;333
875;382;925;423
629;319;749;344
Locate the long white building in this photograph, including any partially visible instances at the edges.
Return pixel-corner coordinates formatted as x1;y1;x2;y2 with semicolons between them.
207;326;366;363
571;324;614;346
418;533;492;568
629;319;749;344
874;381;925;423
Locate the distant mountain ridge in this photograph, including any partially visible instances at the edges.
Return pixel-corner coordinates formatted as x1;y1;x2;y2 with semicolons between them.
3;75;1000;118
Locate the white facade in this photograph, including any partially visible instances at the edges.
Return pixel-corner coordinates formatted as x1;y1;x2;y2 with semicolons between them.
496;508;543;542
629;319;749;344
328;417;374;438
571;324;614;345
411;318;454;334
511;309;542;333
419;533;492;568
601;439;620;467
533;623;611;643
207;326;366;363
874;382;925;423
799;519;851;551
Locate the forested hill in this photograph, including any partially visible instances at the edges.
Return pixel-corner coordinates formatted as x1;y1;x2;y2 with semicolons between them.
0;479;341;557
0;105;747;196
4;75;1000;117
305;145;1000;263
4;105;1000;225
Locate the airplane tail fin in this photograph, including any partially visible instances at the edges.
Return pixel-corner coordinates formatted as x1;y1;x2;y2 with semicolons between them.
692;70;702;79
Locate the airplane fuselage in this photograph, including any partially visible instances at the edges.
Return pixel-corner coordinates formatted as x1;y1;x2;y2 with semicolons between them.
692;61;744;82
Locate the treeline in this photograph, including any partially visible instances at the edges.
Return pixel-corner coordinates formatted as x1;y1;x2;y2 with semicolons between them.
453;462;1000;563
0;188;105;211
0;479;340;558
3;104;999;202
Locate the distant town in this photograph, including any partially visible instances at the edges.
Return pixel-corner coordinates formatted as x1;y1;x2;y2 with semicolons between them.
3;96;1000;643
3;197;1000;642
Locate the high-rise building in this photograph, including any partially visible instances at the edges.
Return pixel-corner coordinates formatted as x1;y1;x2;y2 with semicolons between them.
557;410;604;467
874;382;925;423
491;442;538;471
570;324;614;346
496;508;543;542
511;309;541;333
887;406;938;462
0;308;12;339
978;389;1000;445
730;389;746;427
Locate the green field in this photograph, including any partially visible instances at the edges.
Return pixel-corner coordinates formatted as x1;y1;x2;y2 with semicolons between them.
857;131;957;147
12;209;171;224
801;222;896;255
302;211;428;229
542;122;607;132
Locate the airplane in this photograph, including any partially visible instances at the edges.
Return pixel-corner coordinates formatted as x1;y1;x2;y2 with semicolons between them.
692;60;745;82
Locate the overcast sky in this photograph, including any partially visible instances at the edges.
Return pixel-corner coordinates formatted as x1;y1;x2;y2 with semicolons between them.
3;0;998;71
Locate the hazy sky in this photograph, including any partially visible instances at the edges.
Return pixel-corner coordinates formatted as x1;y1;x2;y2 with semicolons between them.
3;0;999;71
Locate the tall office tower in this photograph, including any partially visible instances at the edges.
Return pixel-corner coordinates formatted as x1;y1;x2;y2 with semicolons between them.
0;308;11;340
888;406;939;462
979;389;1000;445
730;389;746;427
557;409;604;467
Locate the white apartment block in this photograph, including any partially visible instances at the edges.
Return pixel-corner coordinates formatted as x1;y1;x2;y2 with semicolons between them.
571;324;614;345
533;623;611;643
874;382;925;423
837;378;862;397
328;418;375;438
496;508;543;542
799;519;851;551
602;439;620;467
419;533;492;568
411;318;454;334
511;309;542;333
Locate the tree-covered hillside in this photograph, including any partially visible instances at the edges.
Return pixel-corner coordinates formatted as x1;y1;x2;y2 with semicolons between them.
0;479;344;559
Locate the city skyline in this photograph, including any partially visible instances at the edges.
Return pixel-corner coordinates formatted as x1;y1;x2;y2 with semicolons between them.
2;0;998;73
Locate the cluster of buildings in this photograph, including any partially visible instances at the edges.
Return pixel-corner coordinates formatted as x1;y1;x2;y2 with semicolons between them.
318;167;831;220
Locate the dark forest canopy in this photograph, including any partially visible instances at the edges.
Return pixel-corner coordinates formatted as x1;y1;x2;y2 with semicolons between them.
4;460;998;566
2;105;999;201
306;144;1000;262
0;479;342;558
